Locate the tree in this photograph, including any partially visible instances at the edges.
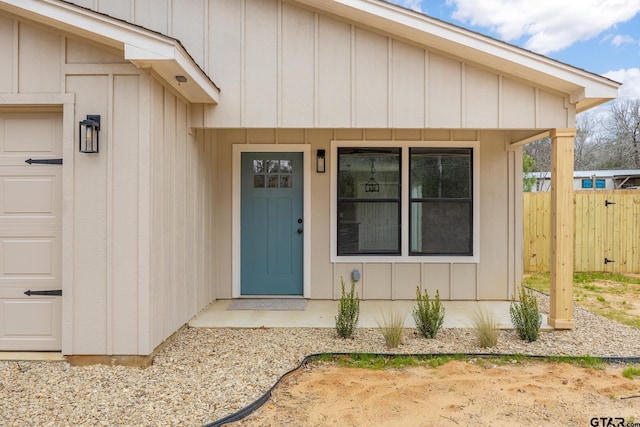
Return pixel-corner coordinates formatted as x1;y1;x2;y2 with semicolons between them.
522;152;537;192
523;98;640;180
574;111;606;170
603;99;640;169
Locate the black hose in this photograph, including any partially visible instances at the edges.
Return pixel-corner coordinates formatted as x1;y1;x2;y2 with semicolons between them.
202;352;640;426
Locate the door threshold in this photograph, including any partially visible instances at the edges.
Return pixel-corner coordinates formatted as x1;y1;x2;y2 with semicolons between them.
238;295;305;299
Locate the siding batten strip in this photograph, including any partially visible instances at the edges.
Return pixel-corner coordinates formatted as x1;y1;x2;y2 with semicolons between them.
424;50;429;128
534;88;540;128
62;98;76;354
203;0;209;75
106;74;115;355
277;0;282;128
460;62;466;128
240;0;246;127
60;37;66;92
350;24;355;128
12;21;18;93
498;75;503;128
137;73;151;355
313;13;319;128
387;38;392;128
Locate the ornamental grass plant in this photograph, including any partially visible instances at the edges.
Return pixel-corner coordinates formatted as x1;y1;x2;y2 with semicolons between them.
471;309;499;348
376;309;406;349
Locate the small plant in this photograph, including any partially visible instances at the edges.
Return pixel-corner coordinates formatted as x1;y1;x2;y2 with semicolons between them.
376;309;406;349
471;309;499;348
412;287;445;338
509;286;542;342
622;366;640;380
335;277;360;339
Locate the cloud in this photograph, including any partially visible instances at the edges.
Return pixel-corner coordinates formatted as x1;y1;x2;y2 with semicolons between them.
610;34;636;46
446;0;640;54
393;0;425;13
603;68;640;99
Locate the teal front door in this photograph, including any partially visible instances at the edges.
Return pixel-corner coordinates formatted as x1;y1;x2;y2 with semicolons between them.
241;152;304;295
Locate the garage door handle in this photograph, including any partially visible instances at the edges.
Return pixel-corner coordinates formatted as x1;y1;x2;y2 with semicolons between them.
24;289;62;296
25;158;63;165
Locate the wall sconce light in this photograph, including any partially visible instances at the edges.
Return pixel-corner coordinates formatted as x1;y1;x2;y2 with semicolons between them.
79;115;100;153
316;149;326;173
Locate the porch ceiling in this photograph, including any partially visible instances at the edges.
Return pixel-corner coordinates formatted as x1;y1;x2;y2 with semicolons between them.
288;0;619;113
0;0;219;104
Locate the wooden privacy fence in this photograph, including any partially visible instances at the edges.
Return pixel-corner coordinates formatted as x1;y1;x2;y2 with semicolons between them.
524;190;640;273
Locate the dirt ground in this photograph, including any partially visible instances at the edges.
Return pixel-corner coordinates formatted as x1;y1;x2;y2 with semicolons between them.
235;360;640;426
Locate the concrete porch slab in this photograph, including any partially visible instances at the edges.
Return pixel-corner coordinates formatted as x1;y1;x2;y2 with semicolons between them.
190;300;552;330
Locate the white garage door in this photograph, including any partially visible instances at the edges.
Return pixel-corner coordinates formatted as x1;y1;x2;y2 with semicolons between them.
0;113;62;351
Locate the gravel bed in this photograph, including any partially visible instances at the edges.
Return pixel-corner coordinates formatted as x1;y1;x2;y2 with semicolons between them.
1;293;639;426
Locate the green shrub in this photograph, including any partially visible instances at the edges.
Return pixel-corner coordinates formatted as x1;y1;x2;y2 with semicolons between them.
509;286;542;342
376;309;406;348
622;366;640;380
412;287;445;338
335;277;360;339
471;309;499;348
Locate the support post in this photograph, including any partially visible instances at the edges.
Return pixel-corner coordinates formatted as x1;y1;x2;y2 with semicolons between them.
548;128;576;329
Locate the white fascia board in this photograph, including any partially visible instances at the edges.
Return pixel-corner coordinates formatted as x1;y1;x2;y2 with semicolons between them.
291;0;619;110
0;0;219;104
125;44;220;104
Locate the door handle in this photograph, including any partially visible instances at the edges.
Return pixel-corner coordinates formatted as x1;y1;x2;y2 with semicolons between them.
297;228;303;234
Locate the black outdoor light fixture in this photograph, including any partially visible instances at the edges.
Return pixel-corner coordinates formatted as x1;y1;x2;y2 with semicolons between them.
365;158;380;192
79;115;100;153
316;149;326;173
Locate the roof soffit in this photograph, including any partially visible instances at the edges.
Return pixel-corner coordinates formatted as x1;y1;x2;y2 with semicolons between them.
0;0;219;104
288;0;619;111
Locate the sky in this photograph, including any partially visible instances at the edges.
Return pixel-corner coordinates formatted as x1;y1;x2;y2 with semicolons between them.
389;0;640;100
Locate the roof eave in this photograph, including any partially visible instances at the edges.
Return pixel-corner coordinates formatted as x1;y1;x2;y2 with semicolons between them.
0;0;219;104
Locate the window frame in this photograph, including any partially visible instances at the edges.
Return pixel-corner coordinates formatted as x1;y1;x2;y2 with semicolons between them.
330;140;480;263
409;147;473;256
336;147;402;256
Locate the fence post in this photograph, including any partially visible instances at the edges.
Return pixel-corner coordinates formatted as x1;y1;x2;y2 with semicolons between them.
548;128;576;329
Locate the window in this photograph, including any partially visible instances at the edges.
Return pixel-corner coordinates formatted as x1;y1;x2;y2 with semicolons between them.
332;143;478;261
252;159;293;188
337;148;401;255
410;148;472;255
581;178;605;189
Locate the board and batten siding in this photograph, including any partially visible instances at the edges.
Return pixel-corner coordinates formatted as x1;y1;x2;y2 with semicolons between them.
148;79;218;352
0;15;217;355
212;128;522;301
60;0;574;130
205;0;572;129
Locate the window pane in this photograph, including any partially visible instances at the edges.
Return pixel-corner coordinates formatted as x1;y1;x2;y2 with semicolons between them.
279;160;292;173
280;175;292;188
411;148;471;199
338;148;400;199
253;160;264;173
253;174;265;188
267;160;279;173
411;201;471;255
267;175;279;188
338;201;400;255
